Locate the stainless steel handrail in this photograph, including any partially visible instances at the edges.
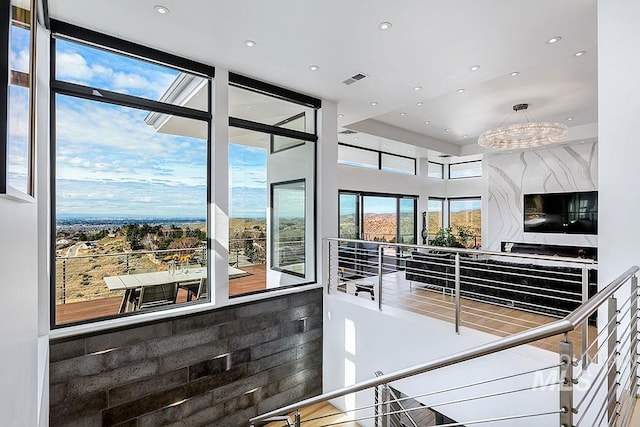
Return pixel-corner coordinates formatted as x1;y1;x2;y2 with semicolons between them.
249;265;639;425
327;237;597;265
55;246;205;260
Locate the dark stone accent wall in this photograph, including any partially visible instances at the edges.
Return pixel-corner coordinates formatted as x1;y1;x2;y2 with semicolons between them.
49;289;323;426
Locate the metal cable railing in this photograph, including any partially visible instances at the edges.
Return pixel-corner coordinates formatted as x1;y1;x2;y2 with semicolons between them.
250;238;638;427
329;238;597;343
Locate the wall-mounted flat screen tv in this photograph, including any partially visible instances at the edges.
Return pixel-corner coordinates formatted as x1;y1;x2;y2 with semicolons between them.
524;191;598;234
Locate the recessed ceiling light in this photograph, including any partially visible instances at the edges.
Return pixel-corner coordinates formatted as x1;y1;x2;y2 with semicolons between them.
463;134;469;138
371;102;378;106
354;137;359;140
469;65;480;71
400;112;406;116
154;5;169;14
457;89;465;93
382;144;387;148
546;36;562;44
424;121;430;125
309;65;319;71
567;117;574;121
416;102;424;106
444;128;451;132
338;114;344;118
574;51;586;57
378;22;392;30
244;40;257;47
510;71;520;77
414;86;422;91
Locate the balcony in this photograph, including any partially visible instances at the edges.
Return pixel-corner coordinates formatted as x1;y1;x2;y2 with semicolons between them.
54;238;268;325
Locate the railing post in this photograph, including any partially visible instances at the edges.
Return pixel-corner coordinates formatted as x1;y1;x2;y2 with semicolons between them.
607;296;619;425
61;258;67;304
559;339;574;427
294;410;300;427
454;252;461;334
374;371;382;427
125;253;130;274
378;245;383;311
581;265;589;369
327;240;332;295
381;384;390;427
631;275;638;397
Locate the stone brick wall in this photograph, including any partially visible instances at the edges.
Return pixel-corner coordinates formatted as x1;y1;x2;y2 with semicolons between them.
49;289;323;426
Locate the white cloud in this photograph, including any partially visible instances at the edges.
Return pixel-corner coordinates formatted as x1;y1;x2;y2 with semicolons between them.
10;48;30;74
56;51;99;81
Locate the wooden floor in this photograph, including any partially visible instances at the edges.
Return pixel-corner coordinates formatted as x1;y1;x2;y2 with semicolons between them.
339;272;597;358
265;402;359;427
56;264;267;324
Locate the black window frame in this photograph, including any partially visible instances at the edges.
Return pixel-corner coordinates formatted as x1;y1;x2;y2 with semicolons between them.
427;197;446;233
49;20;214;329
427;161;445;179
338;143;417;175
228;72;320;297
448;159;483;179
270;178;307;278
338;190;418;245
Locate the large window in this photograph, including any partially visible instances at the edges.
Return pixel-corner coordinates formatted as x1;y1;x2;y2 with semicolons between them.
427;198;444;241
272;180;306;277
449;198;482;247
338;143;416;175
338;191;417;245
427;162;444;179
51;24;213;327
449;160;482;179
228;73;319;296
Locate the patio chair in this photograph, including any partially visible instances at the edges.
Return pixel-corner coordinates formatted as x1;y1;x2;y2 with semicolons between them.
179;278;207;301
134;282;178;310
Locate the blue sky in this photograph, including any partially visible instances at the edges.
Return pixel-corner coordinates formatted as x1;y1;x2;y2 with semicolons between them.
54;39;270;220
7;21;31;193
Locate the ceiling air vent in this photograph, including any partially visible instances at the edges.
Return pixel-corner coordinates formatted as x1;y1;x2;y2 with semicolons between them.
438;154;453;158
338;130;358;135
342;73;368;85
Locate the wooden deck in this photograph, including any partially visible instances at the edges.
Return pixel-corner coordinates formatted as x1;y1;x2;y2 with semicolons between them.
56;264;267;324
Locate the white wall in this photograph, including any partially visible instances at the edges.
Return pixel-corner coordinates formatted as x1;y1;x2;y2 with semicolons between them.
597;1;640;286
338;164;425;197
0;19;48;427
0;198;39;426
484;142;598;251
324;296;562;427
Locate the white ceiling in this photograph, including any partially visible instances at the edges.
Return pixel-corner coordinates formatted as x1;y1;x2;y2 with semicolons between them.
47;0;598;157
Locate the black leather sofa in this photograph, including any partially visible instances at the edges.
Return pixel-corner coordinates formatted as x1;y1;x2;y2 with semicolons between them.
405;251;597;318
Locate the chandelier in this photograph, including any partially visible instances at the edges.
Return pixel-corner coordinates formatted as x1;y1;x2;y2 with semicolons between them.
478;103;568;149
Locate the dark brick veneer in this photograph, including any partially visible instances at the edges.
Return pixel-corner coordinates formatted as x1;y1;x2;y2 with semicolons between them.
49;288;323;426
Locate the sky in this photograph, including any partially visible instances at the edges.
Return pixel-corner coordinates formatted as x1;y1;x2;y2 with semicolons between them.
51;38;271;220
7;20;31;194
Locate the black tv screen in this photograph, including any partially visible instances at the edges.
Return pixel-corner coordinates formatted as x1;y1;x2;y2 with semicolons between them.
524;191;598;234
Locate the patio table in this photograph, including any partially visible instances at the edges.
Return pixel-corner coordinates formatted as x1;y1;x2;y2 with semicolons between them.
104;267;207;313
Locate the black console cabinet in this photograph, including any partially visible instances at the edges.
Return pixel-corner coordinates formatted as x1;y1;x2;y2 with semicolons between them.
406;251;597;318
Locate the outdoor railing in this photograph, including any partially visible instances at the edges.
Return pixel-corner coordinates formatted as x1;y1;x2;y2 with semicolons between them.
55;246;207;305
250;261;639;427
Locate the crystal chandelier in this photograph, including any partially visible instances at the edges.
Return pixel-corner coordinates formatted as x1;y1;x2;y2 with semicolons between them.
478;103;568;149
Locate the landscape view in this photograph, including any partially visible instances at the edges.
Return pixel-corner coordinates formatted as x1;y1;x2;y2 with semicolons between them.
339;210;481;247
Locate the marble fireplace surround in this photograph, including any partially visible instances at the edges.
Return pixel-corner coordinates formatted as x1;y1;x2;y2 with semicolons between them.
485;141;598;253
